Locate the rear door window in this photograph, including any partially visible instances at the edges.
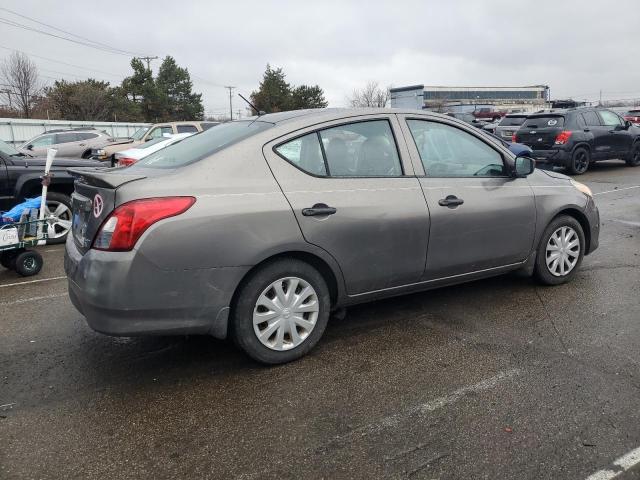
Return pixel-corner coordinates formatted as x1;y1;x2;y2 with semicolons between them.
319;120;402;177
55;133;80;144
582;111;601;126
522;116;565;128
77;132;99;140
275;133;326;176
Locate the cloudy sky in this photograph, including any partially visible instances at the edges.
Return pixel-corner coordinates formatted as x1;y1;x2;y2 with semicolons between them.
1;0;639;117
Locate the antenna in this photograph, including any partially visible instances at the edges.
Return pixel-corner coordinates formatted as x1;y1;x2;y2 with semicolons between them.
238;93;264;116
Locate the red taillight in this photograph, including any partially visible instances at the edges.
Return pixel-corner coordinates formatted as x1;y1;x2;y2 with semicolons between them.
92;197;196;251
554;131;572;145
511;133;517;143
117;157;136;167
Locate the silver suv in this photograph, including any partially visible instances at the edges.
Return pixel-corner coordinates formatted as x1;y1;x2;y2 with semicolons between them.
65;109;600;364
19;128;118;158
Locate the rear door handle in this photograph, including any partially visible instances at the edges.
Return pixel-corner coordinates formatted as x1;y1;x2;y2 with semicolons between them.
302;203;337;216
438;195;464;208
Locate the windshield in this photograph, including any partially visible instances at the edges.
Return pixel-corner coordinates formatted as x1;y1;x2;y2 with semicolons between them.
131;120;273;169
131;127;150;140
0;139;21;156
499;116;527;127
522;116;565;128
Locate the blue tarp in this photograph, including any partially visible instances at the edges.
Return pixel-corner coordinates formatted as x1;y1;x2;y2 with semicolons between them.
1;197;42;224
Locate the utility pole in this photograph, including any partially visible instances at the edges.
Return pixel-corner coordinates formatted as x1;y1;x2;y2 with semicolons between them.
599;89;602;106
237;109;242;119
138;56;159;71
224;86;235;120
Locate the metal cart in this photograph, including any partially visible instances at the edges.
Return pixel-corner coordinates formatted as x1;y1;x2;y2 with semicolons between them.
0;219;48;276
0;148;57;277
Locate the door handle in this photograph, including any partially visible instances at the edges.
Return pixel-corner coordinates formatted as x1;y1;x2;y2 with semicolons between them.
302;203;337;216
438;195;464;208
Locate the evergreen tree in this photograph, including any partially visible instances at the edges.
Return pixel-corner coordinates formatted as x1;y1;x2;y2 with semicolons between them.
291;85;328;109
156;56;203;120
250;64;293;113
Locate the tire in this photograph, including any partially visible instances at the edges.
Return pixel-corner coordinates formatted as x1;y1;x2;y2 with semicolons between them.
567;147;590;175
44;192;72;245
534;215;585;286
0;250;19;270
231;259;331;364
626;142;640;167
14;250;43;277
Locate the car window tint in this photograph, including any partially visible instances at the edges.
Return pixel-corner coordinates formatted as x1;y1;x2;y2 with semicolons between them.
77;132;99;140
55;133;79;144
406;120;506;177
522;116;565;128
275;132;327;176
177;125;198;133
319;120;402;177
499;116;527;127
583;111;601;126
29;134;55;147
598;110;623;126
576;114;586;129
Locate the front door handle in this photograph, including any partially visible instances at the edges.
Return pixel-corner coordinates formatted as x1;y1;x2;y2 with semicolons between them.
302;203;337;216
438;195;464;208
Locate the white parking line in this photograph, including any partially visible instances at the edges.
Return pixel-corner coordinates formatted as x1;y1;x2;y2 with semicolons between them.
0;276;66;288
593;185;640;196
328;368;521;442
0;293;67;306
586;446;640;480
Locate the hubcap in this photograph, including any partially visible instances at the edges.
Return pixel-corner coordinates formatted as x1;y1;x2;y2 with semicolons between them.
546;226;580;277
44;201;72;239
253;277;319;351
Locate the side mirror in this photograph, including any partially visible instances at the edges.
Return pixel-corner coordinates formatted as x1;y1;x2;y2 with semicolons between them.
26;144;33;150
626;120;632;129
145;137;153;142
614;124;626;131
513;156;535;177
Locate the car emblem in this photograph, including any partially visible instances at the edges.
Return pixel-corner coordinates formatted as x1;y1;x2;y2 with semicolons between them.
93;194;104;218
538;138;543;142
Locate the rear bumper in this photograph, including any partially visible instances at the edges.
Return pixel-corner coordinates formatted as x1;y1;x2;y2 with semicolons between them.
529;148;572;167
64;236;249;338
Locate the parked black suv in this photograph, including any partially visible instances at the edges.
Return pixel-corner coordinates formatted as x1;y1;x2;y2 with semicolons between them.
514;108;640;174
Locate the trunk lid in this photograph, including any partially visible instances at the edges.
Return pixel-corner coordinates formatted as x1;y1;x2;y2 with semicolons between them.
515;115;565;149
68;167;147;253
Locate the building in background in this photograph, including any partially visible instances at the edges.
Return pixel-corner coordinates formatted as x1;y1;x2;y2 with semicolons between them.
390;84;550;113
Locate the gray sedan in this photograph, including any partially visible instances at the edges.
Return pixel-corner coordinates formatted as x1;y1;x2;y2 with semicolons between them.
64;109;599;364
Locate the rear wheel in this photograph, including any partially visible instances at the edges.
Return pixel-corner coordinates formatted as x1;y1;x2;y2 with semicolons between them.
567;147;590;175
626;142;640;167
0;250;20;270
14;250;43;277
231;259;331;364
534;215;585;285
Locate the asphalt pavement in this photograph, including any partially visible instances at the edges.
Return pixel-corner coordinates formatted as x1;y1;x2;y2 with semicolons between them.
1;161;639;480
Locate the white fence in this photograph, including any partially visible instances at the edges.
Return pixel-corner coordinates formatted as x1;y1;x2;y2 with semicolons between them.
0;118;151;146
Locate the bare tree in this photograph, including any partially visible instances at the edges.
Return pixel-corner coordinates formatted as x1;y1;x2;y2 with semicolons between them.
1;52;42;117
348;81;391;108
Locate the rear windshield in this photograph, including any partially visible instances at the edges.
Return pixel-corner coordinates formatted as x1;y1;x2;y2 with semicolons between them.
625;111;640;116
522;116;565;128
499;116;527;127
131;121;273;169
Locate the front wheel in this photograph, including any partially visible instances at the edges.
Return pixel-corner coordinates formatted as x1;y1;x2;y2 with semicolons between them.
567;147;590;175
626;142;640;167
534;215;585;286
231;259;331;364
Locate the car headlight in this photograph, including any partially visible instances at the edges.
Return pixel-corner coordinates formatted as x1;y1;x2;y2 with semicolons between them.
96;149;106;156
571;179;593;197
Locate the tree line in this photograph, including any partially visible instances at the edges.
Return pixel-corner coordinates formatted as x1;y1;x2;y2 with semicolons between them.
0;51;390;122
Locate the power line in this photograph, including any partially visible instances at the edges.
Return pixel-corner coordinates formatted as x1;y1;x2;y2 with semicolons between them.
0;7;149;57
0;44;126;80
0;16;148;58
